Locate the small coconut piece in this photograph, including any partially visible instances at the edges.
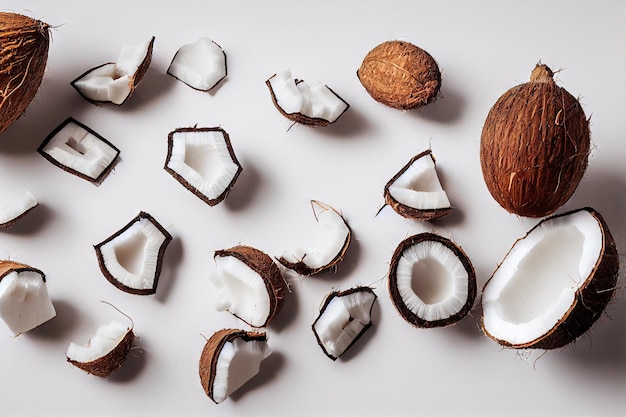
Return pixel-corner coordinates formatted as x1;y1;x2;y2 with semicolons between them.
277;200;351;276
481;207;619;349
167;38;227;92
66;320;134;378
480;64;590;217
0;260;56;336
388;233;476;328
211;245;287;328
94;211;172;295
0;12;50;134
266;69;349;127
71;37;154;105
199;329;271;404
38;117;120;184
165;127;242;206
312;286;377;360
384;149;451;220
0;187;38;229
357;40;441;110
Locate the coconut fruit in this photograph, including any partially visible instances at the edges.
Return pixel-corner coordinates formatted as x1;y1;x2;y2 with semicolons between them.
211;245;288;328
388;233;476;328
480;64;590;218
384;149;451;220
312;286;377;360
357;40;441;110
199;329;271;404
164;126;242;206
94;211;172;295
481;207;619;349
0;186;38;229
167;37;227;92
266;69;349;127
0;12;50;135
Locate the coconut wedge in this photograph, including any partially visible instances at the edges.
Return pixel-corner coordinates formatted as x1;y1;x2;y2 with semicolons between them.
388;233;476;328
66;320;134;378
71;37;154;105
94;212;172;295
266;70;349;127
199;329;271;404
165;127;242;206
384;150;451;220
481;207;619;349
0;187;38;229
0;260;56;336
167;38;227;92
313;287;377;360
211;246;288;328
38;118;120;184
278;200;351;276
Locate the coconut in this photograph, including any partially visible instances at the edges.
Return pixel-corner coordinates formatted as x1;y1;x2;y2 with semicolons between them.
388;233;476;328
0;12;50;135
480;64;590;218
0;186;38;229
167;37;227;92
481;207;619;349
357;40;441;110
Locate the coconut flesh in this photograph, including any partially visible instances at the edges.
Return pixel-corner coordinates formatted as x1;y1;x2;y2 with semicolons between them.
481;208;619;349
0;186;38;229
167;37;227;91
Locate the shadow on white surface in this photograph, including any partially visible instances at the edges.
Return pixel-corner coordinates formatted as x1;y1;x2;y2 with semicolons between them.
229;349;285;403
155;236;184;304
26;298;80;341
1;203;54;236
408;80;466;124
224;158;263;212
108;337;149;383
313;105;372;139
109;68;177;114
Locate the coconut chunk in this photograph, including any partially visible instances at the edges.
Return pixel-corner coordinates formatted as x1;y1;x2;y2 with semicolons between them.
266;69;349;127
278;200;351;276
94;212;172;295
165;127;242;206
38;118;120;184
0;187;38;229
313;287;377;360
71;37;154;105
388;233;476;328
481;207;619;349
167;38;227;91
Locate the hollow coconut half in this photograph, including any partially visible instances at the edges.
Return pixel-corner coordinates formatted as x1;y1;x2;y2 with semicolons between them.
266;69;349;127
388;233;476;328
199;329;271;404
167;37;227;92
481;207;619;349
211;245;288;328
94;212;172;295
277;200;351;276
71;37;154;105
165;126;242;206
312;286;377;360
384;149;451;220
0;186;38;229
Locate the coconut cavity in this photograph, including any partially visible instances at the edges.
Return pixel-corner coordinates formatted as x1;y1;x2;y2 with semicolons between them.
167;37;227;91
0;186;38;229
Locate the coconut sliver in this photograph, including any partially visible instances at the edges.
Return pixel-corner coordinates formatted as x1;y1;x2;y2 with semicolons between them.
167;37;227;91
0;186;38;229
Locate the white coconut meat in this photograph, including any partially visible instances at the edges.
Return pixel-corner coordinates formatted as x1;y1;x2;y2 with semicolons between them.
167;38;227;91
66;321;130;363
388;153;449;210
0;187;38;229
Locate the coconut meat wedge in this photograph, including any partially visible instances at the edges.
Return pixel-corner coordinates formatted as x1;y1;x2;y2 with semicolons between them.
167;37;227;91
0;187;38;229
481;208;619;349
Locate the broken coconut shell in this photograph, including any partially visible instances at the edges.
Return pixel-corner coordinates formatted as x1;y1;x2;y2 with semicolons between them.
0;187;38;230
480;63;590;218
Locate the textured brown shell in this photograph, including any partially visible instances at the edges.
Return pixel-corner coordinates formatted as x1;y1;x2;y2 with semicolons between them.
480;64;590;218
0;260;45;282
67;328;134;378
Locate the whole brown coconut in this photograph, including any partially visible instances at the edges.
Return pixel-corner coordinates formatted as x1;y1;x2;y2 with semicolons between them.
0;12;50;135
357;40;441;110
480;64;590;218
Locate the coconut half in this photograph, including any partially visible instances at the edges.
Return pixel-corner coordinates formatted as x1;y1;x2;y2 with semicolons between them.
71;37;154;105
211;246;288;328
0;260;56;336
199;329;271;404
66;320;134;378
167;38;227;92
266;69;349;127
38;117;120;184
388;233;476;328
384;149;451;220
312;286;377;360
277;200;351;276
0;187;38;229
165;127;242;206
94;212;172;295
481;207;619;349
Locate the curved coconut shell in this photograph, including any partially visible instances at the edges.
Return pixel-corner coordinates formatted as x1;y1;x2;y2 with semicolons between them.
67;329;134;378
0;260;45;282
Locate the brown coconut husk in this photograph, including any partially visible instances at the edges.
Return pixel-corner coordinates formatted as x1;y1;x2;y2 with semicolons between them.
0;260;45;282
67;328;134;378
0;203;39;230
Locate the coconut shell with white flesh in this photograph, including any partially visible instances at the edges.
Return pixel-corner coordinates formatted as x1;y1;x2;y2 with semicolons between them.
0;187;38;229
167;37;227;92
481;207;619;350
388;233;476;328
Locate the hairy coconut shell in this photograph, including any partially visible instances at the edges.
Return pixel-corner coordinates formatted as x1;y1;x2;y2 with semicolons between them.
0;12;50;134
0;260;45;282
357;40;441;110
480;64;590;218
67;328;134;378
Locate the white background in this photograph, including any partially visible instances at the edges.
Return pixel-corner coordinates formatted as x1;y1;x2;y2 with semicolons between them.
1;1;625;416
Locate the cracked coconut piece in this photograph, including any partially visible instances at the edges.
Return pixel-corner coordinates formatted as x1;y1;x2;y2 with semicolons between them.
167;37;227;92
0;187;38;229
